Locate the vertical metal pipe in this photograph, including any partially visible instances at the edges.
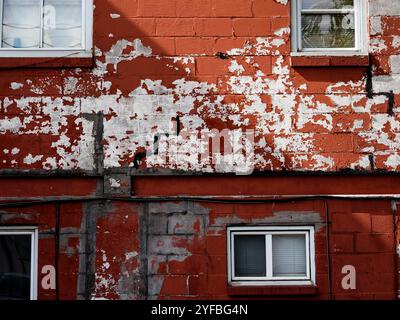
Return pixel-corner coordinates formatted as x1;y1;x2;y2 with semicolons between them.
55;203;60;300
324;199;333;300
391;200;399;300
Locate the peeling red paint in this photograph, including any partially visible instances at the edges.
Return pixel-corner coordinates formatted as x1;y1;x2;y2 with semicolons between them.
1;0;400;301
0;1;398;172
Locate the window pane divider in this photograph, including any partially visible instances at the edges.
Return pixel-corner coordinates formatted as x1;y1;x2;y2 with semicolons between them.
354;0;360;51
297;0;303;51
301;9;354;14
301;47;358;51
305;231;311;279
265;234;273;278
0;0;3;49
39;0;44;48
81;0;85;49
230;232;235;279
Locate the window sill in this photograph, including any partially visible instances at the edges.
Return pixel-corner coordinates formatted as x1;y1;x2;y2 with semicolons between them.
227;285;319;296
0;56;94;69
291;54;370;67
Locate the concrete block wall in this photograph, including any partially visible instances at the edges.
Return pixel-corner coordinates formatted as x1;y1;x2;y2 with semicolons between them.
0;0;400;173
329;200;397;299
0;0;400;301
2;195;397;299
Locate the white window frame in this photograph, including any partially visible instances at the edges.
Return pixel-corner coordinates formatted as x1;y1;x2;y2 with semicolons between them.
0;226;38;300
0;0;93;58
291;0;368;56
227;226;316;286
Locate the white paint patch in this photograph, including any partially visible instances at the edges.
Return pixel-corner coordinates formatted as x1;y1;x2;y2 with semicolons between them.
390;55;400;74
0;117;23;134
350;155;370;170
125;251;138;260
393;36;400;48
370;16;382;36
11;148;20;155
352;120;364;131
95;39;152;75
385;154;400;170
274;27;290;37
373;75;400;94
109;178;121;188
64;77;79;95
2;98;12;113
369;38;387;53
110;13;120;19
23;154;44;164
10;82;23;90
313;155;334;170
228;60;245;74
42;157;57;170
369;0;400;16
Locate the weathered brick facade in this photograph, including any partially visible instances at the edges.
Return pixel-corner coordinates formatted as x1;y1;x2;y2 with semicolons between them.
0;0;400;300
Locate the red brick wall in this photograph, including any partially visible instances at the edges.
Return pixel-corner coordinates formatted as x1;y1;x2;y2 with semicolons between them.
0;0;400;301
1;176;399;300
329;200;396;299
0;0;399;173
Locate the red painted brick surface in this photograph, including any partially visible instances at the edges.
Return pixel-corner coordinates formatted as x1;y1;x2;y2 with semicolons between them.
0;177;397;300
0;0;400;301
0;0;398;173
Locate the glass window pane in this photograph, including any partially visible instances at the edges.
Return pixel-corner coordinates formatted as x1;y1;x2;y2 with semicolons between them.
272;234;307;277
2;0;41;48
43;0;82;48
0;235;32;300
302;13;355;48
302;0;354;9
234;235;266;277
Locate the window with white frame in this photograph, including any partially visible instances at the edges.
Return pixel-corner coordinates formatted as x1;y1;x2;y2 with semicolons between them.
228;226;315;286
291;0;368;55
0;0;93;57
0;227;38;300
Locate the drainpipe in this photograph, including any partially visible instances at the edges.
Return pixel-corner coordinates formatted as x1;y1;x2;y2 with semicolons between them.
55;203;60;300
324;199;333;300
392;200;399;300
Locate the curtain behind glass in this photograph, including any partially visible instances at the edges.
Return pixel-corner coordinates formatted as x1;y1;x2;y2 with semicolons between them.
272;235;307;277
302;13;355;48
234;235;266;277
1;0;83;49
2;0;41;48
43;0;82;48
